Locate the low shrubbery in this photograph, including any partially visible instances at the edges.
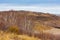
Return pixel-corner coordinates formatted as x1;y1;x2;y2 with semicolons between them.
7;25;20;34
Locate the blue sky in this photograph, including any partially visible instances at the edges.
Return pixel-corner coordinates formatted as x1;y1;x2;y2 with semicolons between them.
0;0;60;14
0;0;59;5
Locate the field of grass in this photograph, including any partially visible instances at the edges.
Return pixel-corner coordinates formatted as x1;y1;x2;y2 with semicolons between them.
0;31;41;40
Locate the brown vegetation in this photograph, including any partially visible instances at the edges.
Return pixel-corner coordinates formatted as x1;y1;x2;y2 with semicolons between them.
0;10;60;40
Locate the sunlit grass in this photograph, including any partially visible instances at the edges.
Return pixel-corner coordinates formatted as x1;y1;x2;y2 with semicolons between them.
0;31;41;40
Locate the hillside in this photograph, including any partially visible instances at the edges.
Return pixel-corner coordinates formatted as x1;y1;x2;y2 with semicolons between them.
0;10;60;40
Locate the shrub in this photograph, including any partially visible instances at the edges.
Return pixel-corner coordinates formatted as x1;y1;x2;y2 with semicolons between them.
7;25;20;34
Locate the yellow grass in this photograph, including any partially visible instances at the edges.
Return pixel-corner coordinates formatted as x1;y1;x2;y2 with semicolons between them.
33;22;53;32
0;31;41;40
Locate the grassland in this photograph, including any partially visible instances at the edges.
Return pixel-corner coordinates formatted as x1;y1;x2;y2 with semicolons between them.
0;31;41;40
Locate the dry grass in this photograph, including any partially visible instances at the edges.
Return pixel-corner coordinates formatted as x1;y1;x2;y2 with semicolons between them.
33;22;53;32
0;31;41;40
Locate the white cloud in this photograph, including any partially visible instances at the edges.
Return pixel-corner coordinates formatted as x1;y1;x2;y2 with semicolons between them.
0;4;60;14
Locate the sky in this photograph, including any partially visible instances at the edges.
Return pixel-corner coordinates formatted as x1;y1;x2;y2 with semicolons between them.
0;0;60;14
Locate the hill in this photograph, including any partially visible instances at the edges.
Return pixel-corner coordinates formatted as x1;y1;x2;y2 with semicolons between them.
0;10;60;40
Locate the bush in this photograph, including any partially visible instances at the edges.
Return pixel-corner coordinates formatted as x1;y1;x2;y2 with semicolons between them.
7;25;20;34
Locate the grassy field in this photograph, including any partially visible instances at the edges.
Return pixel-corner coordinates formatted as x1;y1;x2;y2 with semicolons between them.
0;31;41;40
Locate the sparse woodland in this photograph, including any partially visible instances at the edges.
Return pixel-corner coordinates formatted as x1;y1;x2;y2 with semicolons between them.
0;10;60;40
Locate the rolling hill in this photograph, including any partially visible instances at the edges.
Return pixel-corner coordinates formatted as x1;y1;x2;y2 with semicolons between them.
0;10;60;40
